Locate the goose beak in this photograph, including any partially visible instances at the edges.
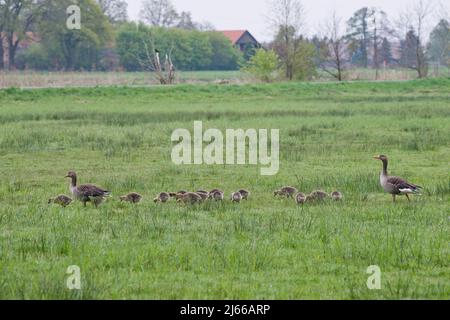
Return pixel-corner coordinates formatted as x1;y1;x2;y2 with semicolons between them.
373;156;381;160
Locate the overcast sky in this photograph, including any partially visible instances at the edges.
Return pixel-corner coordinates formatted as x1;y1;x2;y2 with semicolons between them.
126;0;446;41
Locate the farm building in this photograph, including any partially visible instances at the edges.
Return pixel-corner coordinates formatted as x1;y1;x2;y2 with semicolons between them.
219;30;261;52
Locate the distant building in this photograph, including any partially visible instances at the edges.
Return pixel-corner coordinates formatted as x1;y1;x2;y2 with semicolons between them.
219;30;261;52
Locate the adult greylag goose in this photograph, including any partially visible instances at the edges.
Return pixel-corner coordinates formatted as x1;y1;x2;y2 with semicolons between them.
374;155;422;202
274;186;298;198
120;192;143;203
48;195;73;207
65;171;111;207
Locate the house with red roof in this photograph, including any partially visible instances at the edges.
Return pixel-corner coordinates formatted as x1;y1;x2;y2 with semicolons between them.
219;30;261;52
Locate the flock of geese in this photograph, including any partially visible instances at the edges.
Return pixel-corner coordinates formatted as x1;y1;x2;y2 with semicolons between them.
48;155;423;208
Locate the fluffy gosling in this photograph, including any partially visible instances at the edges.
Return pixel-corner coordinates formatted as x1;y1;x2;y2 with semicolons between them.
331;191;343;201
196;191;209;201
238;189;250;200
154;192;170;203
48;195;73;207
231;192;243;203
177;192;203;205
306;190;329;202
120;192;143;204
209;190;224;201
274;186;298;198
295;192;307;205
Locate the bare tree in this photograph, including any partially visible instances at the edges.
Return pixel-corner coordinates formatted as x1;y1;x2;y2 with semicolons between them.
97;0;128;24
140;0;178;28
136;32;175;84
319;11;347;81
397;0;434;78
267;0;306;80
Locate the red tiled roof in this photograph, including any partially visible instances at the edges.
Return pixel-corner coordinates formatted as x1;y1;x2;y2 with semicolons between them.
219;30;247;44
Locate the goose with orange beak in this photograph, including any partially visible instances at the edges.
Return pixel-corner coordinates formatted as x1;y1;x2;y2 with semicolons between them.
373;155;422;202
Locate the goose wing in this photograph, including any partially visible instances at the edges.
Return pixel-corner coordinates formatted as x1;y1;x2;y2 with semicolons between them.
387;176;422;192
78;184;111;197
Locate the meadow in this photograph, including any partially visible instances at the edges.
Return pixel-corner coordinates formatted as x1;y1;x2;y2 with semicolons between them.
0;78;449;299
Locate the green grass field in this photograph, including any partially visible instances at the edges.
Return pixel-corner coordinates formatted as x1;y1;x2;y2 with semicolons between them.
0;79;449;299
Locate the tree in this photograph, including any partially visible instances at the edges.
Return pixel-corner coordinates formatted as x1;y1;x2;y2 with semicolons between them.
379;37;393;66
116;23;241;71
267;0;309;80
97;0;128;24
243;49;279;82
38;0;112;71
206;31;241;70
427;19;450;68
319;12;348;81
397;0;434;78
0;1;5;69
346;7;374;68
0;0;43;70
176;11;196;30
370;9;393;78
400;29;420;69
140;0;178;28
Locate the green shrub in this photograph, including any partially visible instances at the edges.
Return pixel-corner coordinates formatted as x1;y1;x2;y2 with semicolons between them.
242;49;279;82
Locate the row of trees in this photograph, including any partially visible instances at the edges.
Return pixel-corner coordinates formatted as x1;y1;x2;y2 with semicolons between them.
257;0;450;82
0;0;449;81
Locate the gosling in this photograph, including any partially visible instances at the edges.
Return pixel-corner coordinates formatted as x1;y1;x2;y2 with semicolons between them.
231;192;243;203
169;191;187;198
154;192;170;203
331;191;343;201
306;190;329;202
238;189;250;200
120;192;143;204
295;192;307;205
177;192;203;205
48;195;73;207
209;189;224;201
196;191;209;201
274;186;298;198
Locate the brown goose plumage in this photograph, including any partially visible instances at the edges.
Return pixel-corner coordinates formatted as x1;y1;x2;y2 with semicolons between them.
374;155;422;202
66;171;111;207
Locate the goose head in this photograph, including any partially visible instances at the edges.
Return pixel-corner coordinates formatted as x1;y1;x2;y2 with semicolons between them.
65;171;77;179
373;155;388;162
